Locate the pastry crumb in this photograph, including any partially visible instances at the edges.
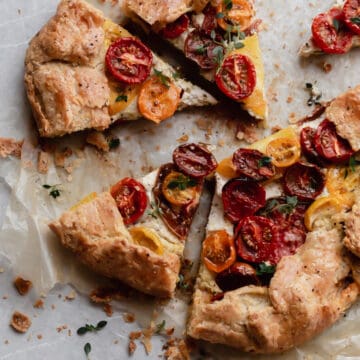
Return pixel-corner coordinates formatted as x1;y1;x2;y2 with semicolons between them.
37;151;50;174
129;331;142;340
322;62;332;73
14;277;32;296
65;290;76;301
0;138;23;158
33;299;44;309
129;340;137;355
176;134;189;143
163;338;190;360
37;334;43;340
86;131;110;152
56;325;68;333
103;303;113;317
3;295;8;300
54;147;72;168
286;96;293;104
10;311;31;333
123;312;136;323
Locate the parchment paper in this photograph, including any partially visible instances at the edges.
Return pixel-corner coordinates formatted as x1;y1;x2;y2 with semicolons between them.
1;0;360;358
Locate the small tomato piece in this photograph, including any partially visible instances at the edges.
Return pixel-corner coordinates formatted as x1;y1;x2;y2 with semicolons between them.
160;14;190;39
343;0;360;35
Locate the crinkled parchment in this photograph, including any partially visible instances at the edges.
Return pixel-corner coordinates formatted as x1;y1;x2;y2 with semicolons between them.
1;0;360;359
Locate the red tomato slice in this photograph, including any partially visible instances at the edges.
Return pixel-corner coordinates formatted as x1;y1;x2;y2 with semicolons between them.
201;5;218;36
105;37;153;84
232;148;275;181
215;54;256;101
184;30;223;70
300;127;327;166
343;0;360;35
173;143;218;178
215;262;260;292
222;178;266;223
161;14;190;39
234;216;277;264
311;7;354;54
314;119;354;163
283;162;325;201
110;177;148;225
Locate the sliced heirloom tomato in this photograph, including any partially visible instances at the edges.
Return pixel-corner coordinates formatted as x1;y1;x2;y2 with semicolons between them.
173;143;218;178
232;148;275;181
105;37;153;84
235;216;277;264
129;226;164;255
314;119;354;163
184;30;223;69
266;137;301;168
111;177;148;225
283;162;325;201
300;127;327;166
215;54;256;101
162;171;200;206
311;7;354;54
222;178;266;223
160;14;190;39
138;75;181;123
201;5;218;36
202;230;236;273
216;0;255;32
215;262;260;292
343;0;360;35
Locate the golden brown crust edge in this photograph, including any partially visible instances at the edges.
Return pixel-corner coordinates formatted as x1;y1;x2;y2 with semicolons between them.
49;192;180;298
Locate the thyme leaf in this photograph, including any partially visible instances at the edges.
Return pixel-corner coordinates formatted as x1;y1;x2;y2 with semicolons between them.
154;69;170;89
256;263;276;276
115;94;128;102
351;17;360;25
258;156;272;168
84;343;91;357
155;320;166;334
108;138;120;149
167;175;198;190
77;321;107;335
43;184;62;199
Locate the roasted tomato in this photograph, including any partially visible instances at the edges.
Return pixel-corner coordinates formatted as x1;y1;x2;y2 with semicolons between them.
173;143;218;178
105;37;153;84
265;137;301;168
162;171;200;206
232;148;275;181
110;177;148;225
343;0;360;35
283;162;325;201
201;5;218;36
311;7;354;54
138;75;181;123
300;127;327;166
235;216;277;264
160;14;190;39
314;119;354;163
215;262;259;292
215;54;256;101
222;178;266;223
184;30;223;69
202;230;236;273
216;0;255;32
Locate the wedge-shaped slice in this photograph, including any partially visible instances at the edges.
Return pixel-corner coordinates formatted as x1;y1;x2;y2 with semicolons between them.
25;0;217;138
299;0;360;57
126;0;268;121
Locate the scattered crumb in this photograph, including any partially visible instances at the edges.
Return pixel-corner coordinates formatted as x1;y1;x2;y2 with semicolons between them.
129;340;137;355
166;328;175;336
271;126;282;134
0;138;23;158
33;299;44;309
289;112;297;122
86;131;110;152
51;304;56;310
40;292;47;299
14;277;32;296
54;147;72;168
103;303;113;317
286;96;293;104
10;311;31;333
322;62;332;73
114;339;119;344
176;134;189;143
56;325;68;333
65;290;76;301
195;118;208;130
68;329;72;337
37;334;43;340
3;295;8;300
217;139;225;147
58;294;62;299
163;338;190;360
129;331;142;340
123;312;136;323
4;340;9;345
236;122;258;144
141;324;155;355
37;151;50;174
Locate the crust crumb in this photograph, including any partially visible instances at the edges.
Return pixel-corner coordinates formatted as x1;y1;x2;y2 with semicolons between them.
89;286;129;303
103;303;113;317
236;122;258;144
0;138;23;158
86;131;110;152
54;147;73;168
163;338;190;360
321;61;332;73
286;96;293;104
129;340;137;355
129;331;142;340
123;312;136;323
65;290;76;301
176;134;189;143
271;126;282;134
10;311;31;333
37;334;43;340
33;299;44;309
4;340;9;345
37;151;50;174
14;277;32;296
3;295;8;300
56;325;68;333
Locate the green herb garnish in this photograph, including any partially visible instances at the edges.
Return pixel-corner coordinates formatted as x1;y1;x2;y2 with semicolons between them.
223;0;233;10
108;138;120;149
77;321;107;335
115;94;128;102
155;320;166;334
349;155;359;173
154;69;170;89
167;175;198;191
216;12;225;19
177;274;189;290
332;18;340;32
84;343;91;358
256;263;276;276
43;184;62;199
351;17;360;25
258;156;272;168
305;82;322;106
172;71;180;80
195;46;207;55
147;201;163;219
277;196;298;215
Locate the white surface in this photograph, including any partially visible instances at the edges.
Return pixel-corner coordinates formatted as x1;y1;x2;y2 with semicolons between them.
1;0;360;359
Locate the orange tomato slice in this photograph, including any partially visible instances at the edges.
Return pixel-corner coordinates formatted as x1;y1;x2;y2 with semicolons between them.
202;230;236;273
217;0;255;32
138;75;181;123
266;137;301;168
216;157;238;179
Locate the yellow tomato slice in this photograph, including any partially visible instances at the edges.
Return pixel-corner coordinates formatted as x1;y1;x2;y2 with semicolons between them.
326;166;360;209
162;171;199;206
138;75;181;123
266;137;301;168
70;193;97;211
129;226;164;255
217;0;255;32
216;157;238;179
202;230;236;273
304;196;342;231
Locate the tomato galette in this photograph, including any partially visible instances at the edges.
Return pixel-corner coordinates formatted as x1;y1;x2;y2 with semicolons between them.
299;0;360;57
49;143;217;297
24;0;216;138
126;0;268;121
187;85;360;353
